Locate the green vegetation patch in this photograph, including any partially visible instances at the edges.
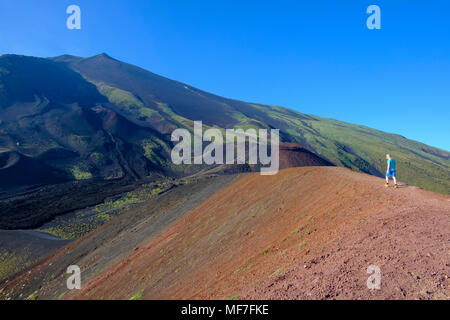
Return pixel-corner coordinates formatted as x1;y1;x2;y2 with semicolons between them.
0;249;32;282
97;83;156;120
70;164;92;180
38;184;172;239
129;289;144;300
298;241;307;249
271;268;285;277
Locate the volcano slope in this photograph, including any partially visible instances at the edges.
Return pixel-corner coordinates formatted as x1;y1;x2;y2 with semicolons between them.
1;167;449;300
1;54;449;194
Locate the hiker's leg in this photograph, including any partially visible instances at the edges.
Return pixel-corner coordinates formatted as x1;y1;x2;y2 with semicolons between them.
385;175;389;184
393;176;397;185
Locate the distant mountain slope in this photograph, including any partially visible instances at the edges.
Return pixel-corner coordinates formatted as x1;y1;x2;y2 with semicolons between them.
0;151;68;187
0;54;169;188
0;53;449;193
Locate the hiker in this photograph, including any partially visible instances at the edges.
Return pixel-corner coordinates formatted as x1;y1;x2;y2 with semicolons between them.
385;154;398;188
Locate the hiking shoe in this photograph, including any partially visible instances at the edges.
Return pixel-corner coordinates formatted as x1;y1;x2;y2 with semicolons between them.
385;183;389;188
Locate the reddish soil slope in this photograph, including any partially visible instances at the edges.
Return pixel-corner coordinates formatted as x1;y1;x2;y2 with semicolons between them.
70;167;449;300
278;143;333;169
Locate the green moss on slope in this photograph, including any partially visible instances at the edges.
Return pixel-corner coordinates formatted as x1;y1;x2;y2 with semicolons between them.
97;83;156;120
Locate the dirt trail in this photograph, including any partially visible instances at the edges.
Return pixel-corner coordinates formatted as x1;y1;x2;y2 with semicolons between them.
70;167;449;300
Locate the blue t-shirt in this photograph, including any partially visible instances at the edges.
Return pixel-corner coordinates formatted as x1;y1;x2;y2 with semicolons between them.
387;158;396;171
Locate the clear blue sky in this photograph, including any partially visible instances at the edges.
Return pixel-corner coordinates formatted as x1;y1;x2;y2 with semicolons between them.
1;0;449;150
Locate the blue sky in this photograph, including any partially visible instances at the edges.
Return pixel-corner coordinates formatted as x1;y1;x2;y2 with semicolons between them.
1;0;449;150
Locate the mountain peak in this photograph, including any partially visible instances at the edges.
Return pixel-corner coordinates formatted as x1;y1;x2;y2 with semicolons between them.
48;53;115;64
49;54;83;63
91;53;114;60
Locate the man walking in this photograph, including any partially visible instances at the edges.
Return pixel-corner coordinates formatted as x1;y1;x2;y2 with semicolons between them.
385;154;398;188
